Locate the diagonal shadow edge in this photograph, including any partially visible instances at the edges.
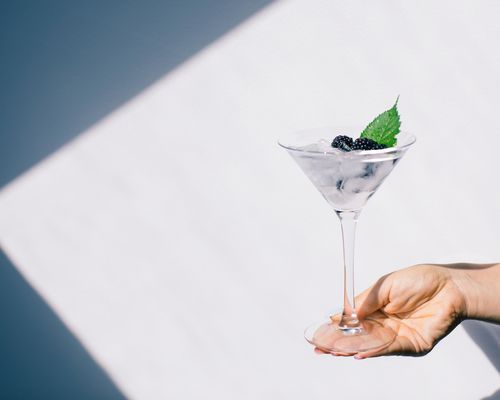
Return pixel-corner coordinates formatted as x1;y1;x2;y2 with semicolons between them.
0;2;273;398
462;320;500;373
0;1;272;190
0;247;127;399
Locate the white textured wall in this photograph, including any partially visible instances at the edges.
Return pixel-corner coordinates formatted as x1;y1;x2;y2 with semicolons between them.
0;1;498;399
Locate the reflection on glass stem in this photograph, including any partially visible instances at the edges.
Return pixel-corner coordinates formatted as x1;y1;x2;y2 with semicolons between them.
337;210;362;332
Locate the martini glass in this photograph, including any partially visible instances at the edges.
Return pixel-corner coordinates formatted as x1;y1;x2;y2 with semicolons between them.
279;127;415;354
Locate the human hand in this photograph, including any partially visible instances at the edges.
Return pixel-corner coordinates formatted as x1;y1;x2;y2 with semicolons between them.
348;264;468;359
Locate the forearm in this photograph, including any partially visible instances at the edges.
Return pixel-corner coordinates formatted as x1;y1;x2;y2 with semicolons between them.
452;263;500;323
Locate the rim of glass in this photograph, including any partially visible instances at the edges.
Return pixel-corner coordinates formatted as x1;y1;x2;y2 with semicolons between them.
278;128;416;157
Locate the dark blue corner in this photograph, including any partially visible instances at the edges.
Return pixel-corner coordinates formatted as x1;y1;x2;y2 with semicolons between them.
0;1;271;398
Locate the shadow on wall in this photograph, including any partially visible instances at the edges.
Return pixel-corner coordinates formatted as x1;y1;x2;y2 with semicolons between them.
0;1;270;398
462;320;500;400
462;320;500;373
482;389;500;400
0;0;270;189
0;250;126;399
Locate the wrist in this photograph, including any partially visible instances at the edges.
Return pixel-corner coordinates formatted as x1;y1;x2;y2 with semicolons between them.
450;263;500;323
449;266;479;320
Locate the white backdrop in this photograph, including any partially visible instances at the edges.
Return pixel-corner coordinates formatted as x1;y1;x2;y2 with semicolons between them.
0;1;499;399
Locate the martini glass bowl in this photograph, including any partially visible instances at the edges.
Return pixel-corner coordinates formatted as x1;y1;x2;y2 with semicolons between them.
279;127;416;354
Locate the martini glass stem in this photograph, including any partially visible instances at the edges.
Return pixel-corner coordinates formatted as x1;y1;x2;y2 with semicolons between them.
336;210;361;331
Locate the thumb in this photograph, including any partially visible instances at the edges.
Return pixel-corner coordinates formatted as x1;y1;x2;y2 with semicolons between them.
356;274;392;319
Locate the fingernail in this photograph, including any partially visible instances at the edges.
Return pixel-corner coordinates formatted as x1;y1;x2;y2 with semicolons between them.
354;355;364;360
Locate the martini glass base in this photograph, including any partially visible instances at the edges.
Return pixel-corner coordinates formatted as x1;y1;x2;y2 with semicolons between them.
304;315;396;355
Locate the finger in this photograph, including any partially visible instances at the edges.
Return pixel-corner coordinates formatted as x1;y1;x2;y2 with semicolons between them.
356;274;392;319
314;347;352;357
331;351;352;357
354;335;415;359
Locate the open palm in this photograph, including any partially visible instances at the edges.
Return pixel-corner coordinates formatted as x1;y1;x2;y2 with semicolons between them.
352;264;467;358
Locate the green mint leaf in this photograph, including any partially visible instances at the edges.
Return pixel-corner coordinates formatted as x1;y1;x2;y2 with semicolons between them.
360;97;401;147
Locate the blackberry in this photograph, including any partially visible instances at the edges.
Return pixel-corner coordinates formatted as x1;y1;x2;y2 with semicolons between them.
352;138;387;151
331;135;354;152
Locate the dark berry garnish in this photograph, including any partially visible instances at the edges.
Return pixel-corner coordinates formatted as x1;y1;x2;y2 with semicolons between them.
352;138;387;151
331;135;354;152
